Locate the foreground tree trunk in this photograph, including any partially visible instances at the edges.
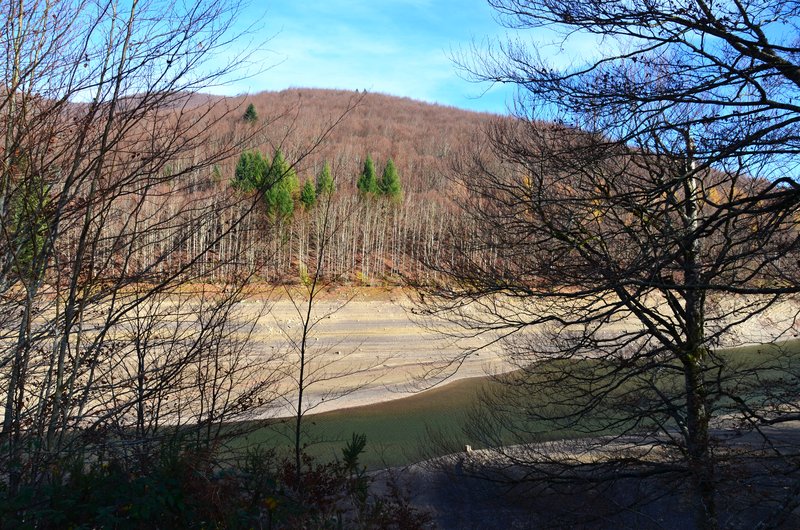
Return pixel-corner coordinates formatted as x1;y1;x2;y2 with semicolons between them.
684;352;716;530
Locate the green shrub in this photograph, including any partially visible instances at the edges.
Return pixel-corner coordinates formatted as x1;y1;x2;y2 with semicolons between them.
0;435;432;529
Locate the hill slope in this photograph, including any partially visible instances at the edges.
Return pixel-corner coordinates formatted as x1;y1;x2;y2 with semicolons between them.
210;88;497;194
170;88;499;283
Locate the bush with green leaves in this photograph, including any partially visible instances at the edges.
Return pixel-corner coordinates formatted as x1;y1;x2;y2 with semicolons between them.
0;442;236;529
0;435;432;529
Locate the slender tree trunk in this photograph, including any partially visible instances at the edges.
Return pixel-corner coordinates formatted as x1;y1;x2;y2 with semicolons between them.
682;131;717;530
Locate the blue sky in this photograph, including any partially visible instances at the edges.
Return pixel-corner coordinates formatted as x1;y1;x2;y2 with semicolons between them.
219;1;523;114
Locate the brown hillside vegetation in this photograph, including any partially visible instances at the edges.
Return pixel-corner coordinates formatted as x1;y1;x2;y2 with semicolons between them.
71;88;501;284
39;87;773;287
220;88;498;193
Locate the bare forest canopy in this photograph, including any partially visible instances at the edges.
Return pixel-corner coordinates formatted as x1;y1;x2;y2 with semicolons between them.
5;80;784;294
221;89;501;282
25;88;499;285
4;1;800;527
220;88;498;192
7;85;779;288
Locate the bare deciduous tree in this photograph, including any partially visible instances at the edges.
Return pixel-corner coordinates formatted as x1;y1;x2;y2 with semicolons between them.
418;1;800;528
0;0;350;504
269;164;386;492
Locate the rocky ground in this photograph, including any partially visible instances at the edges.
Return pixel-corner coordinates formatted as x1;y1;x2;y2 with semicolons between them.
370;421;800;529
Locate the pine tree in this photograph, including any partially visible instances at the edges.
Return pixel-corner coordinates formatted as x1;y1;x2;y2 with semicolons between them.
315;161;335;196
232;149;267;191
264;149;299;218
300;179;316;209
356;155;379;196
379;158;402;200
243;102;258;123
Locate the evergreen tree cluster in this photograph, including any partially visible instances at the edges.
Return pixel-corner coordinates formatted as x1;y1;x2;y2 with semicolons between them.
232;152;339;218
232;150;402;219
357;155;402;200
232;149;299;218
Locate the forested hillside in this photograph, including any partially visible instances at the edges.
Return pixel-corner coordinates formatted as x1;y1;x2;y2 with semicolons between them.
127;88;499;283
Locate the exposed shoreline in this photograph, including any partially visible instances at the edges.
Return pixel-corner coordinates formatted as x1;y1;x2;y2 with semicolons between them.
235;288;799;417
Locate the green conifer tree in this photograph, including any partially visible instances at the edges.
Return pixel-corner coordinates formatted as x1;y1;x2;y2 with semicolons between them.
315;161;335;196
300;179;316;209
243;102;258;123
379;158;402;200
264;149;298;218
232;150;267;191
10;171;50;281
356;155;379;196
